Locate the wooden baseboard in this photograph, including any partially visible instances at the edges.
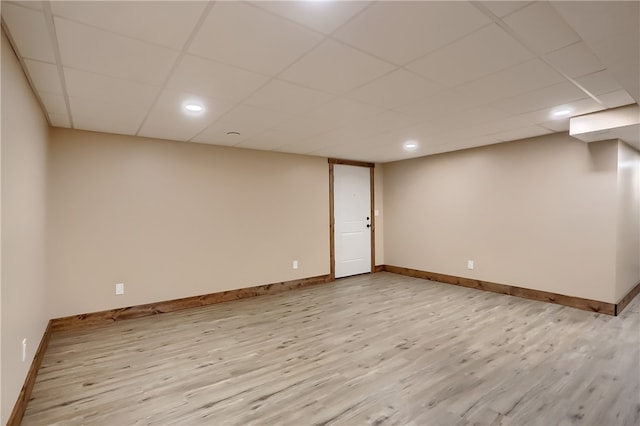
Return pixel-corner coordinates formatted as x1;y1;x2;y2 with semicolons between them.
373;265;385;273
616;280;640;315
51;274;332;332
7;320;53;426
382;265;617;316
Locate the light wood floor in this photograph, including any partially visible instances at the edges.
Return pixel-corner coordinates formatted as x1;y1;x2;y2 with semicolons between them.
24;272;640;425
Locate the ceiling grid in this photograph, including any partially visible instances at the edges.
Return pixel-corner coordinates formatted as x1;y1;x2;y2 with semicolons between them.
1;0;638;161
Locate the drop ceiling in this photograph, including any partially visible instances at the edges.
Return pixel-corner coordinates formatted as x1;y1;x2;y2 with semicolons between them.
2;0;638;162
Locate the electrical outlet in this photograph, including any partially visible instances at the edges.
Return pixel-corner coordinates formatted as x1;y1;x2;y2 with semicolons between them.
115;283;125;295
293;260;298;270
467;260;474;270
22;338;27;362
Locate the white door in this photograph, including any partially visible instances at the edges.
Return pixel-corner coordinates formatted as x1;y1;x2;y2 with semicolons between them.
334;164;371;278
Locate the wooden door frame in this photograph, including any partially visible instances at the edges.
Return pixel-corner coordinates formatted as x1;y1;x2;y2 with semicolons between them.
328;158;375;281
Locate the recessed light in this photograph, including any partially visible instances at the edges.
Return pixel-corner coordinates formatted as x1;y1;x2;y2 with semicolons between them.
403;140;418;151
184;103;203;112
552;109;571;117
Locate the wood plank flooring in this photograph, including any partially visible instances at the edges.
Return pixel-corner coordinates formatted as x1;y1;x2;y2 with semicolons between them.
23;272;640;425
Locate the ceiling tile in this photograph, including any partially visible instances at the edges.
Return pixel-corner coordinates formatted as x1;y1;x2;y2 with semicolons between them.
301;97;384;131
425;136;502;155
517;98;605;125
551;1;640;103
430;106;514;131
50;1;207;50
189;2;323;76
302;126;379;155
166;54;270;103
23;59;63;94
429;136;505;156
48;112;71;128
576;70;624;96
244;79;334;115
550;1;638;44
358;123;443;153
250;1;371;34
353;137;430;162
345;110;423;137
479;1;533;18
138;89;233;142
236;125;319;151
192;105;293;145
406;24;534;88
454;59;566;104
279;131;341;155
64;68;159;108
2;3;56;62
55;18;179;85
598;90;636;109
312;131;368;153
235;131;289;151
464;116;534;138
334;1;490;65
279;39;395;95
39;93;67;115
310;133;400;159
503;2;581;54
303;110;423;156
393;89;482;119
347;69;442;109
545;42;604;78
274;138;325;155
538;119;570;133
271;116;336;140
492;125;553;142
392;121;453;142
308;144;361;158
586;35;640;103
69;97;149;135
490;81;587;115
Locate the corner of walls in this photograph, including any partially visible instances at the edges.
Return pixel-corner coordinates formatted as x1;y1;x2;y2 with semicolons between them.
1;29;51;424
615;140;640;302
374;164;384;266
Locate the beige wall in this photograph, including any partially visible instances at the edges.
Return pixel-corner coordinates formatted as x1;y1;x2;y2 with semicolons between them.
48;128;330;318
615;141;640;301
374;164;384;265
383;133;619;303
1;31;50;423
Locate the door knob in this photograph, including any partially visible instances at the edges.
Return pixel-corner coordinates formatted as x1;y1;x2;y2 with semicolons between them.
366;216;370;220
367;224;371;228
